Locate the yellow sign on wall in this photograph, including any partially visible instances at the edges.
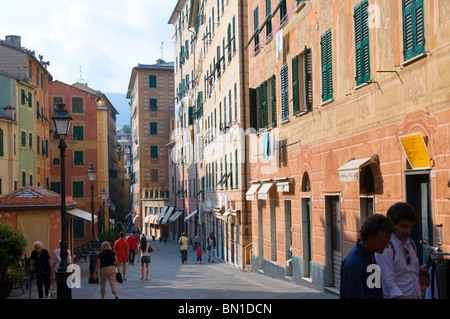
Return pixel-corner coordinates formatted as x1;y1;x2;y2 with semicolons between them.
399;132;430;169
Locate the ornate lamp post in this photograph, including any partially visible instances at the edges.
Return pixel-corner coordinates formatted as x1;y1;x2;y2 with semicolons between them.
87;163;99;284
101;187;107;234
52;103;73;299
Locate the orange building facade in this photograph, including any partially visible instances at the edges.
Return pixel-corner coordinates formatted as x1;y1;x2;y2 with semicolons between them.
246;0;450;292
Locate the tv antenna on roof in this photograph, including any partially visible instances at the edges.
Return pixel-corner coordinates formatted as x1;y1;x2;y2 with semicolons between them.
160;41;164;60
78;66;84;83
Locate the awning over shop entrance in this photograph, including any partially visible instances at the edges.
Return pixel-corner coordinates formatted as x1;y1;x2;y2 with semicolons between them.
156;206;169;224
245;181;262;200
257;180;274;200
184;210;198;221
338;155;378;182
68;208;97;222
161;206;175;225
168;210;183;222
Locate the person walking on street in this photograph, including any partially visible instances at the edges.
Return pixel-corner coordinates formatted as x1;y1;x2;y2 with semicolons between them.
179;232;189;264
29;241;52;299
94;241;119;299
137;235;153;280
340;214;396;299
127;233;138;265
114;231;129;281
207;232;216;263
375;202;422;299
196;246;203;264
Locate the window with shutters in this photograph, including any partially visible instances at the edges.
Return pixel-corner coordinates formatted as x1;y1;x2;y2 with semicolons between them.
355;0;370;86
73;126;84;141
281;64;289;122
292;47;313;115
148;75;156;88
266;0;272;38
74;151;84;165
150;145;158;158
259;81;268;129
321;30;333;102
149;99;158;112
253;7;260;52
73;181;84;198
72;97;84;113
403;0;425;61
270;75;277;126
150;122;157;135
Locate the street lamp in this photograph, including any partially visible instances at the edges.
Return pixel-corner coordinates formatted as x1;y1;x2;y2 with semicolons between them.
52;103;72;299
87;163;98;284
101;187;107;234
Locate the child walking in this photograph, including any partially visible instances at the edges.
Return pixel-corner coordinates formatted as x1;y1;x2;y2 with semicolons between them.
196;247;203;264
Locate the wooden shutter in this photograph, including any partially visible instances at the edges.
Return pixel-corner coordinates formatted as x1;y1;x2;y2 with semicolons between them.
304;47;313;111
249;88;258;130
271;75;277;126
321;30;333;102
281;64;289;122
403;0;425;61
292;55;299;116
259;81;268;129
355;0;370;86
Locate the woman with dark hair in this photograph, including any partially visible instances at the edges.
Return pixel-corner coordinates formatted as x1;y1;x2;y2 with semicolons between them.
137;235;153;280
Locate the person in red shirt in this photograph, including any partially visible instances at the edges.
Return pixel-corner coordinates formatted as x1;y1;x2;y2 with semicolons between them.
127;233;138;265
114;232;129;281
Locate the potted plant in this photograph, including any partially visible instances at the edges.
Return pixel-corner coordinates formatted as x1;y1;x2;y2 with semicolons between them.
0;222;28;298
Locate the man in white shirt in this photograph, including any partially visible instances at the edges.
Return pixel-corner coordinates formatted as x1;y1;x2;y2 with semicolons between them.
375;202;422;299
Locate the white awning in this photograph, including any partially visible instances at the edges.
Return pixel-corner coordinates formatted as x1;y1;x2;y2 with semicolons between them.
184;210;198;221
67;208;97;222
156;206;169;224
275;178;290;192
222;211;231;221
143;215;152;223
338;156;378;182
257;181;274;200
168;210;183;222
245;182;262;200
161;206;175;225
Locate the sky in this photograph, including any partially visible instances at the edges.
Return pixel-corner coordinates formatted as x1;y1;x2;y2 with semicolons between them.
0;0;178;126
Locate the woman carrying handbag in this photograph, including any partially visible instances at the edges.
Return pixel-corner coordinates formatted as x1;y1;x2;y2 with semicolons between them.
94;241;120;299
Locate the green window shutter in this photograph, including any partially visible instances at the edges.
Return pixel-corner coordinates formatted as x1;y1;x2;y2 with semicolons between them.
235;150;239;189
259;81;268;129
232;15;236;52
149;75;157;88
304;47;313;112
253;7;259;48
74;151;83;165
0;128;3;156
249;88;258;130
151;146;158;158
150;122;157;135
355;0;370;86
271;75;277;126
73;219;84;238
403;0;425;61
73;126;84;140
188;106;193;125
50;182;61;194
73;181;84;198
321;30;333;102
281;64;289;122
292;55;299;115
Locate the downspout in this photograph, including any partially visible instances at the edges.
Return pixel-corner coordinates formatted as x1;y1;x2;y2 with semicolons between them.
238;0;248;239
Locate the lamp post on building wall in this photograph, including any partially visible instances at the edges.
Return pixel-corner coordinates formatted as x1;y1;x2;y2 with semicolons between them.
52;103;72;299
87;163;99;284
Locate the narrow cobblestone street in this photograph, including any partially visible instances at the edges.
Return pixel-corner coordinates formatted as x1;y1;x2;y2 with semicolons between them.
8;239;337;300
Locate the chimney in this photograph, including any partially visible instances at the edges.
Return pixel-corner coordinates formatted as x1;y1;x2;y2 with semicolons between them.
4;35;21;49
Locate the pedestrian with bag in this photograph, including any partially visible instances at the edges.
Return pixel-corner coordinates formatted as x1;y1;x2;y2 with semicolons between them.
179;232;189;264
94;241;119;299
375;202;422;299
137;235;153;280
114;231;129;281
